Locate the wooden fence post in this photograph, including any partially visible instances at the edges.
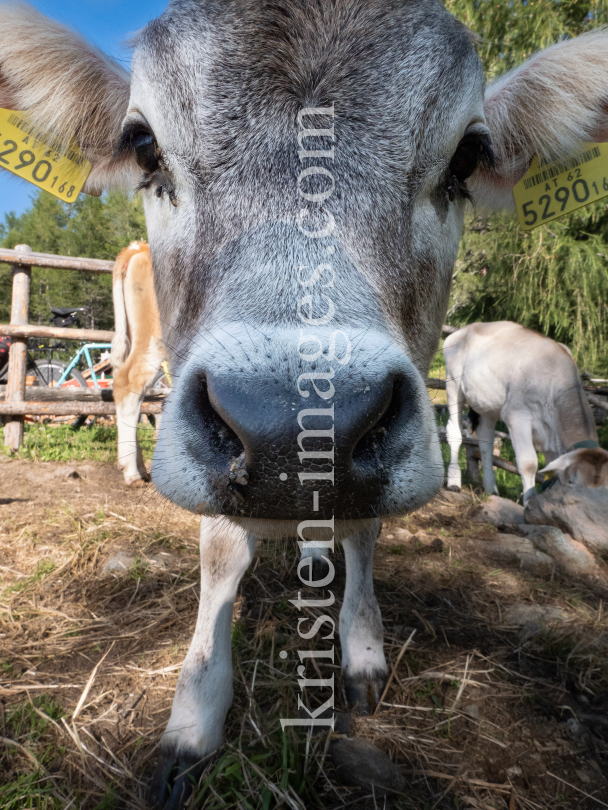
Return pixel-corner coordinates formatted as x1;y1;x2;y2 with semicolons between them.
3;245;32;452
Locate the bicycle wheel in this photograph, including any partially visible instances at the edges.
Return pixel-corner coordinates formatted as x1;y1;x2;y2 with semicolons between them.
32;359;87;389
32;359;89;427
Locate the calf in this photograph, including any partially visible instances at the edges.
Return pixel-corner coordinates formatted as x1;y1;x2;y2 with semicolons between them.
2;2;608;807
541;446;608;488
444;321;606;503
110;241;166;485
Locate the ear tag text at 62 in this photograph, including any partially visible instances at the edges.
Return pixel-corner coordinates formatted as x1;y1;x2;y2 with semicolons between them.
513;143;608;231
0;108;91;203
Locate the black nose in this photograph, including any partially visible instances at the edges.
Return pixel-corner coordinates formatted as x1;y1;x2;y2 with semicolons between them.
183;368;408;520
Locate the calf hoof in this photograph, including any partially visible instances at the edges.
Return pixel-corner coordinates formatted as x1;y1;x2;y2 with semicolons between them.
330;737;407;796
150;745;205;810
126;472;151;487
344;669;387;715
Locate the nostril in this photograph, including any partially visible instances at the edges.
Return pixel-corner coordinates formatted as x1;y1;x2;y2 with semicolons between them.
193;375;244;458
352;378;407;467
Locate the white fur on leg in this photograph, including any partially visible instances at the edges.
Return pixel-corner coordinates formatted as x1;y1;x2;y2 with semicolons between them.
340;520;387;681
508;418;539;504
476;415;498;495
161;518;256;757
116;391;145;484
446;383;464;490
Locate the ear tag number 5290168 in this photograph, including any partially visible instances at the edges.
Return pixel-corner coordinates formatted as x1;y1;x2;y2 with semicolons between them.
513;143;608;231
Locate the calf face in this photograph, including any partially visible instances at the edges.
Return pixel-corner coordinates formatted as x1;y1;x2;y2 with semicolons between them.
135;0;485;522
541;448;608;488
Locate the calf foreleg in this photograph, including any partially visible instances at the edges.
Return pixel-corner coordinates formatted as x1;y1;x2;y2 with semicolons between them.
299;544;330;581
446;382;464;491
476;416;498;496
340;520;387;714
508;417;538;504
115;389;148;484
114;354;158;485
151;518;256;809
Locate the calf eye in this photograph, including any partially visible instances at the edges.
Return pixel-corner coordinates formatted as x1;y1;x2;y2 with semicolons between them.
449;132;491;183
446;131;495;202
131;130;160;174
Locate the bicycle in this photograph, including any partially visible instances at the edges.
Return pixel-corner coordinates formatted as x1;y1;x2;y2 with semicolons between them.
30;307;112;390
32;339;113;389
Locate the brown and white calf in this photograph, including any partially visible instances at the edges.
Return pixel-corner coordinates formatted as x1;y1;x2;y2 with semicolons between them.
2;2;608;807
110;241;166;486
444;321;608;503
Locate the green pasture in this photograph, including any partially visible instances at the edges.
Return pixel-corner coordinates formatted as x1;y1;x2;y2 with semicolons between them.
0;422;156;465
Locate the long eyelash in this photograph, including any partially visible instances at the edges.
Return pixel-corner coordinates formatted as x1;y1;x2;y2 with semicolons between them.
457;180;472;200
135;175;155;192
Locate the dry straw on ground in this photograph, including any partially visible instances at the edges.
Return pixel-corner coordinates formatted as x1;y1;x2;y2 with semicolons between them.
1;459;607;809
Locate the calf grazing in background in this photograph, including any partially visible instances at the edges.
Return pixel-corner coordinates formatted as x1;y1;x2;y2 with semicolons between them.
541;446;608;488
111;242;166;486
4;2;608;807
444;321;607;503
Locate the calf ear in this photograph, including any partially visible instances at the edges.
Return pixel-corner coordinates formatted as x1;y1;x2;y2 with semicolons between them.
0;2;135;194
539;457;569;477
469;29;608;210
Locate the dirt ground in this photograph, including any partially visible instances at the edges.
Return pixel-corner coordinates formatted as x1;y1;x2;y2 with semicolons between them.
1;457;607;810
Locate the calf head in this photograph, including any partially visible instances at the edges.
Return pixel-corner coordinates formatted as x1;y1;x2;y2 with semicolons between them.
2;0;608;530
541;448;608;489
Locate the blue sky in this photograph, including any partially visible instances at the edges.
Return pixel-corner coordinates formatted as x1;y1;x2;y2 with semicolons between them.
0;1;167;226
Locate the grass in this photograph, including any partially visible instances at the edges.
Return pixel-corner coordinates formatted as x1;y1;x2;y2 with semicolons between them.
1;422;156;464
428;340;446;377
0;696;66;810
3;559;55;595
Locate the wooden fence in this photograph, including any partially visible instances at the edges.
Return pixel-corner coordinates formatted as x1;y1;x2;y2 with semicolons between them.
1;246;605;479
0;245;161;452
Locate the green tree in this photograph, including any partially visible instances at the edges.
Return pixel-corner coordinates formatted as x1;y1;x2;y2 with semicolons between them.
446;0;608;374
0;190;146;330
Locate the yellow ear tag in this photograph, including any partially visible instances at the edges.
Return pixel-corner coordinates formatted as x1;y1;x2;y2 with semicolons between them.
0;108;91;203
513;143;608;231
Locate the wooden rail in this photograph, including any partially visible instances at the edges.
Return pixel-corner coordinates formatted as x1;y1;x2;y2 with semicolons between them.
0;401;161;416
0;248;114;274
588;394;608;413
0;388;165;403
1;245;118;447
1;324;115;342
